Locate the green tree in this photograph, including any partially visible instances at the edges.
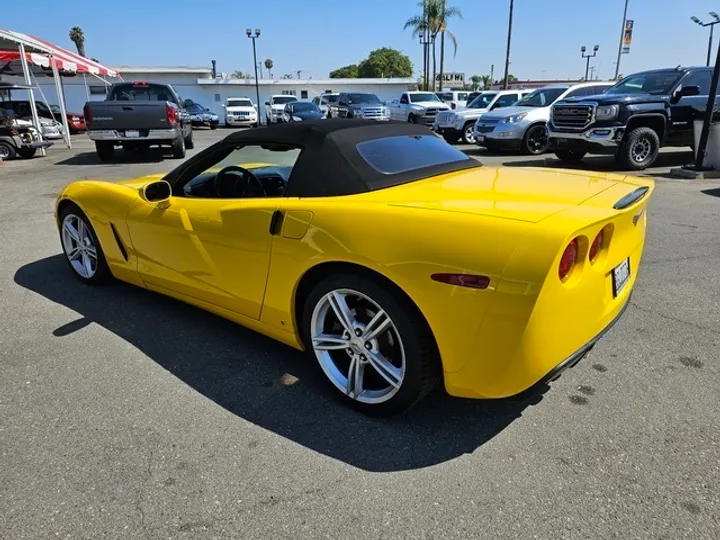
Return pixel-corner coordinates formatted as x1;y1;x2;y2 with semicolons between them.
69;26;86;57
470;74;482;90
231;71;249;79
404;1;461;91
281;73;294;79
264;59;274;78
357;48;413;78
329;64;360;78
481;75;492;89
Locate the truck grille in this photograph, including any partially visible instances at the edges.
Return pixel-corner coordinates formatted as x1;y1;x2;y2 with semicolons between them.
552;104;594;130
436;111;453;123
362;107;384;117
424;108;441;116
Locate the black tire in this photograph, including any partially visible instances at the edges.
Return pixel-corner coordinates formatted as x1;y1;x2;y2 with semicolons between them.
210;124;218;130
95;141;114;161
0;141;17;159
184;129;195;150
616;126;660;170
461;122;476;144
522;124;549;155
171;136;186;159
408;114;418;123
58;204;112;285
300;272;440;416
554;149;587;163
443;132;460;144
17;148;37;159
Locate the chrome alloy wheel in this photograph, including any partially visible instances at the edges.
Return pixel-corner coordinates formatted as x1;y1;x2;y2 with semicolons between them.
61;213;98;279
310;289;406;404
631;137;651;163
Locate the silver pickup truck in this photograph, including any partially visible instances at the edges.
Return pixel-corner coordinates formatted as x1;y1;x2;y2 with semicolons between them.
83;82;194;161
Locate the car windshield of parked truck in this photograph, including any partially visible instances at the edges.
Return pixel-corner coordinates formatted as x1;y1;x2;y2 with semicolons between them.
468;93;498;108
605;71;684;96
347;93;381;104
272;96;298;104
187;104;208;113
228;99;253;108
322;95;339;103
409;93;441;103
108;84;174;102
357;134;471;175
515;88;567;107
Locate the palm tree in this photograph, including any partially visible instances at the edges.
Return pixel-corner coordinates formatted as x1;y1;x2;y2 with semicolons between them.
231;70;248;79
69;27;86;57
264;59;274;79
404;1;461;91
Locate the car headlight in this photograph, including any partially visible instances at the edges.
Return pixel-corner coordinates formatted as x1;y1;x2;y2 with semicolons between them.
292;115;303;122
415;107;426;115
353;109;363;117
502;112;528;124
595;105;619;120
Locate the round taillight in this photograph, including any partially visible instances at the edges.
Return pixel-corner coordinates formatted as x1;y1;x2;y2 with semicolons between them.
559;238;579;281
589;229;604;263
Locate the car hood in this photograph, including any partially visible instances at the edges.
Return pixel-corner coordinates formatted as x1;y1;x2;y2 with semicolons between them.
271;103;292;110
293;110;324;119
454;107;489;117
368;166;649;223
350;103;384;109
559;93;669;106
413;101;450;109
479;105;548;121
226;106;255;112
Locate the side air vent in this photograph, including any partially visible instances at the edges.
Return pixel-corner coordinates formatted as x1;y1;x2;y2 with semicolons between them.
109;223;128;261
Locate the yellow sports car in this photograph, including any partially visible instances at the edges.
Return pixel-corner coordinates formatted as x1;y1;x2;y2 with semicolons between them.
55;119;653;415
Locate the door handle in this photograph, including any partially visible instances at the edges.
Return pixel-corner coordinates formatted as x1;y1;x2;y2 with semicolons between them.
269;210;284;235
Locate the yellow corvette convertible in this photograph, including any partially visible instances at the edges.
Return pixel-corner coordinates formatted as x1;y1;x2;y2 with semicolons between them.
55;119;653;415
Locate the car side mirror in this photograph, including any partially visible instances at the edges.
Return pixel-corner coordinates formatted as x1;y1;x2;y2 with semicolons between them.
674;85;700;102
265;102;270;106
221;104;226;108
141;180;172;205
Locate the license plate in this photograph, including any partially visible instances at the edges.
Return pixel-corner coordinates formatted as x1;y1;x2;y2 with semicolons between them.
476;135;485;143
555;137;568;145
125;130;139;138
612;258;631;297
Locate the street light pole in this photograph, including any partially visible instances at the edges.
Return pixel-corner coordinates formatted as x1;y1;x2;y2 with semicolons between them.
246;28;261;126
581;45;599;81
691;13;720;66
614;0;629;80
503;0;514;90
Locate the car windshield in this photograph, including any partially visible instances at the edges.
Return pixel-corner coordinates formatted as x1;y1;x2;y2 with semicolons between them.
272;96;298;104
515;88;567;107
348;93;381;104
227;99;252;107
468;92;498;108
439;93;453;101
292;102;320;113
107;83;174;102
605;71;684;96
409;93;441;103
188;104;207;113
322;95;339;103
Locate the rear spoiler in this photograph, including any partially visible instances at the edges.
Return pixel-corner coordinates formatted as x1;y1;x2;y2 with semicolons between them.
613;186;649;210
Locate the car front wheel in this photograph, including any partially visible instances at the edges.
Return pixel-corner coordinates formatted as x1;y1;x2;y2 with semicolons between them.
616;126;660;170
59;205;112;284
462;122;476;144
523;124;549;155
302;273;439;415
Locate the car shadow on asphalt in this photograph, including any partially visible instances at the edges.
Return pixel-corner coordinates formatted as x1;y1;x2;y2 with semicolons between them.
499;150;693;172
14;255;541;473
701;187;720;198
54;150;168;166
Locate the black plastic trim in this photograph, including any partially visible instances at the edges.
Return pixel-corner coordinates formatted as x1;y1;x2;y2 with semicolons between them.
109;223;128;261
613;187;650;209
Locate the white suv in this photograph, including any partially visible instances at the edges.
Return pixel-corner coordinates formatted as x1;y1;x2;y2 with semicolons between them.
434;90;532;144
312;93;339;118
473;82;613;154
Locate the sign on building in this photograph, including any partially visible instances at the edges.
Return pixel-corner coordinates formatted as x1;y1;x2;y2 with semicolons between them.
436;72;465;86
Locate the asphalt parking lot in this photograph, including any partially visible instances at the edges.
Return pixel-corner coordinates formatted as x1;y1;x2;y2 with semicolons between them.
1;128;719;539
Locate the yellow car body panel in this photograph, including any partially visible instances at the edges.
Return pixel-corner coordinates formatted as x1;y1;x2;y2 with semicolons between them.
56;164;654;400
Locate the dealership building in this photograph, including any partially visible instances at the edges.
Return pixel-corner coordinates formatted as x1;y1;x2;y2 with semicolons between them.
4;65;418;117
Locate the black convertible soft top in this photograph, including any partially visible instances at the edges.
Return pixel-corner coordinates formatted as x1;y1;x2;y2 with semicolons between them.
199;119;482;198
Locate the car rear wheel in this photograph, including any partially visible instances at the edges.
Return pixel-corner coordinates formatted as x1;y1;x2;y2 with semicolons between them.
95;141;114;161
616;126;660;170
555;149;587;163
184;129;195;150
0;141;17;160
462;122;476;144
443;132;460;144
523;124;549;155
408;114;418;123
59;206;112;284
302;273;440;415
171;136;186;159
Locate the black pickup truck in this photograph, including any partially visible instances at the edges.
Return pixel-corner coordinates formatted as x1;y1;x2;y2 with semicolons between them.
547;66;715;170
83;81;194;161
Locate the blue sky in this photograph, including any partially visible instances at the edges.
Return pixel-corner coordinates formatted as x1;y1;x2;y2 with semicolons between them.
2;0;719;81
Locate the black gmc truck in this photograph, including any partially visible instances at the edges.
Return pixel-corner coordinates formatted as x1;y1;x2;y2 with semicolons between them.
547;66;716;170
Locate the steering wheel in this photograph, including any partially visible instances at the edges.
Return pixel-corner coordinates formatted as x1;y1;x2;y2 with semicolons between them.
214;165;266;198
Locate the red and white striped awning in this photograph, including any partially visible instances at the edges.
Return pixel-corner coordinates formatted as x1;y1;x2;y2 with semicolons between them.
0;29;118;77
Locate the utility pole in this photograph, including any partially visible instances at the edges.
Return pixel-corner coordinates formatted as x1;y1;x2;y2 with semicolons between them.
490;64;494;85
246;28;261;125
614;0;629;80
503;0;514;90
691;13;720;66
581;45;599;81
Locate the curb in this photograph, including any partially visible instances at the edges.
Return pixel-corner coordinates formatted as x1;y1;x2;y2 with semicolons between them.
668;167;720;181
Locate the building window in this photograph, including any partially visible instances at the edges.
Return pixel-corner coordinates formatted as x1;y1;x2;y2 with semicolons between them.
281;90;296;96
89;85;108;95
214;93;221;102
325;89;333;94
300;90;308;99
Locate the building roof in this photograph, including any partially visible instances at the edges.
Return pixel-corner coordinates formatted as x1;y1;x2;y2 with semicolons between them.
198;77;417;86
111;66;213;75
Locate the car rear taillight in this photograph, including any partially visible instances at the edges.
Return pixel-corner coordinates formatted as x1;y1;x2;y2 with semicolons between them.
10;129;17;136
589;229;604;263
83;104;92;124
166;105;177;125
558;238;579;281
71;116;80;122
